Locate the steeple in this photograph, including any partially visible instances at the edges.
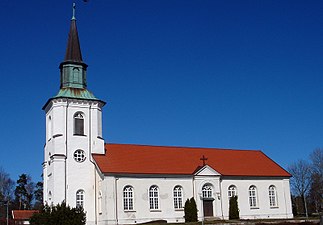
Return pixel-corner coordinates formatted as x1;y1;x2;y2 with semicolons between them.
64;3;83;63
55;3;99;101
59;3;88;90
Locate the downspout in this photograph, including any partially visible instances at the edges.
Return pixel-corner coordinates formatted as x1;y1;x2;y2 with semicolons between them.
192;176;195;198
219;178;224;219
115;177;119;225
283;179;288;218
192;176;198;220
88;103;98;225
65;99;69;201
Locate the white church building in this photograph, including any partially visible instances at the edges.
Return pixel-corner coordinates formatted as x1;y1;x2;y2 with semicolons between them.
42;8;293;225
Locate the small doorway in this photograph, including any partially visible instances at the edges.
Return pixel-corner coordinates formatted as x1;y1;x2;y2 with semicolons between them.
202;184;214;217
203;199;214;217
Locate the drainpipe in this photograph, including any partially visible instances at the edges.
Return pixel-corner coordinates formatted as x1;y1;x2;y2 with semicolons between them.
65;99;69;202
219;178;224;220
283;180;288;218
115;177;119;225
88;103;98;224
199;193;204;225
192;176;195;199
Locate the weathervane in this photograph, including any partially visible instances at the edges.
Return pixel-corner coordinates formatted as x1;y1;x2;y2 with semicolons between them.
72;3;76;20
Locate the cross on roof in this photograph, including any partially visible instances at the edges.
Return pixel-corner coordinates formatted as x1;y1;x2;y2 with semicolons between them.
200;155;208;166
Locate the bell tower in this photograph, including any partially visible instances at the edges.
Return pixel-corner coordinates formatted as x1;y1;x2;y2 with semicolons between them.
42;4;105;224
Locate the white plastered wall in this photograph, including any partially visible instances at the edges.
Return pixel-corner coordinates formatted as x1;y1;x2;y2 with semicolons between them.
220;177;293;219
96;173;292;225
43;98;105;225
98;175;194;225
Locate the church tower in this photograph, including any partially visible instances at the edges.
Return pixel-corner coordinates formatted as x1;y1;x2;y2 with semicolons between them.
42;4;105;224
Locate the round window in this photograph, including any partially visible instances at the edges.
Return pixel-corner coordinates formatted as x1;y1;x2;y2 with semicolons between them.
74;150;86;162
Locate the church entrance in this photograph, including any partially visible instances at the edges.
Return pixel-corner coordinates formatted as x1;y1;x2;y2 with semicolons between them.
203;200;214;217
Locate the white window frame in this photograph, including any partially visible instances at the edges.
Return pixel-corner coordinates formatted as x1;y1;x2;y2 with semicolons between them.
228;185;237;198
248;186;258;208
73;149;86;163
74;112;84;135
123;186;134;211
76;189;85;208
202;184;213;199
149;185;159;210
173;186;183;209
269;185;278;208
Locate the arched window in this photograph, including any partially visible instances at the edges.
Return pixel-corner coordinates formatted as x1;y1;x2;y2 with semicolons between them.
248;186;258;208
202;184;213;199
98;191;103;214
228;185;237;198
269;185;277;207
74;112;84;135
149;185;159;210
173;186;183;209
76;190;85;208
123;186;134;211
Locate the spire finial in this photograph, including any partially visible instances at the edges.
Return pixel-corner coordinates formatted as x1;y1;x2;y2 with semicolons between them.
72;3;76;20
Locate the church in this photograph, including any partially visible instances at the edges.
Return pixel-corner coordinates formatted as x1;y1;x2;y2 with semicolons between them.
42;7;293;225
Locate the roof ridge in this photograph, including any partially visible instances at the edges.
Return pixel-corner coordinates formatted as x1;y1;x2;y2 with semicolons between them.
105;142;261;152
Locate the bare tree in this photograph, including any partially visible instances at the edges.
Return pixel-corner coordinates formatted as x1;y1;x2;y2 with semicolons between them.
0;167;14;201
309;148;323;213
310;148;323;175
288;159;312;217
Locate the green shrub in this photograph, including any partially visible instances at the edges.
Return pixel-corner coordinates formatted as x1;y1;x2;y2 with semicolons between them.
184;197;198;222
30;202;86;225
229;195;239;220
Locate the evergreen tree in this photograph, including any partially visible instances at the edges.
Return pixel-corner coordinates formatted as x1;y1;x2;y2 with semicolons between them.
33;182;43;209
184;197;198;222
14;174;34;210
184;198;191;222
229;195;239;220
30;202;86;225
189;197;198;222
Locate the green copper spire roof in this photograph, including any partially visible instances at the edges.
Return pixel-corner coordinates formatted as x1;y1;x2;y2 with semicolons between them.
43;3;105;110
55;88;97;100
56;3;99;101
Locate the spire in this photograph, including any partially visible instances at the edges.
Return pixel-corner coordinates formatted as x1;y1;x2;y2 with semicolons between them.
59;3;88;91
42;2;106;109
64;3;83;63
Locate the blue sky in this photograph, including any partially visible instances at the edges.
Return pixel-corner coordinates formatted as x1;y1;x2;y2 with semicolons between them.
0;0;323;183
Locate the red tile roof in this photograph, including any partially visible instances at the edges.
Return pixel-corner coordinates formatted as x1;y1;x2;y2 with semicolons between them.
93;144;290;177
12;210;38;220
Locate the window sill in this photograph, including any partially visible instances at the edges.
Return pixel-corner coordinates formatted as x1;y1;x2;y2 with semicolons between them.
250;207;259;209
175;208;184;211
124;210;136;213
149;209;161;212
73;134;87;137
270;206;279;209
